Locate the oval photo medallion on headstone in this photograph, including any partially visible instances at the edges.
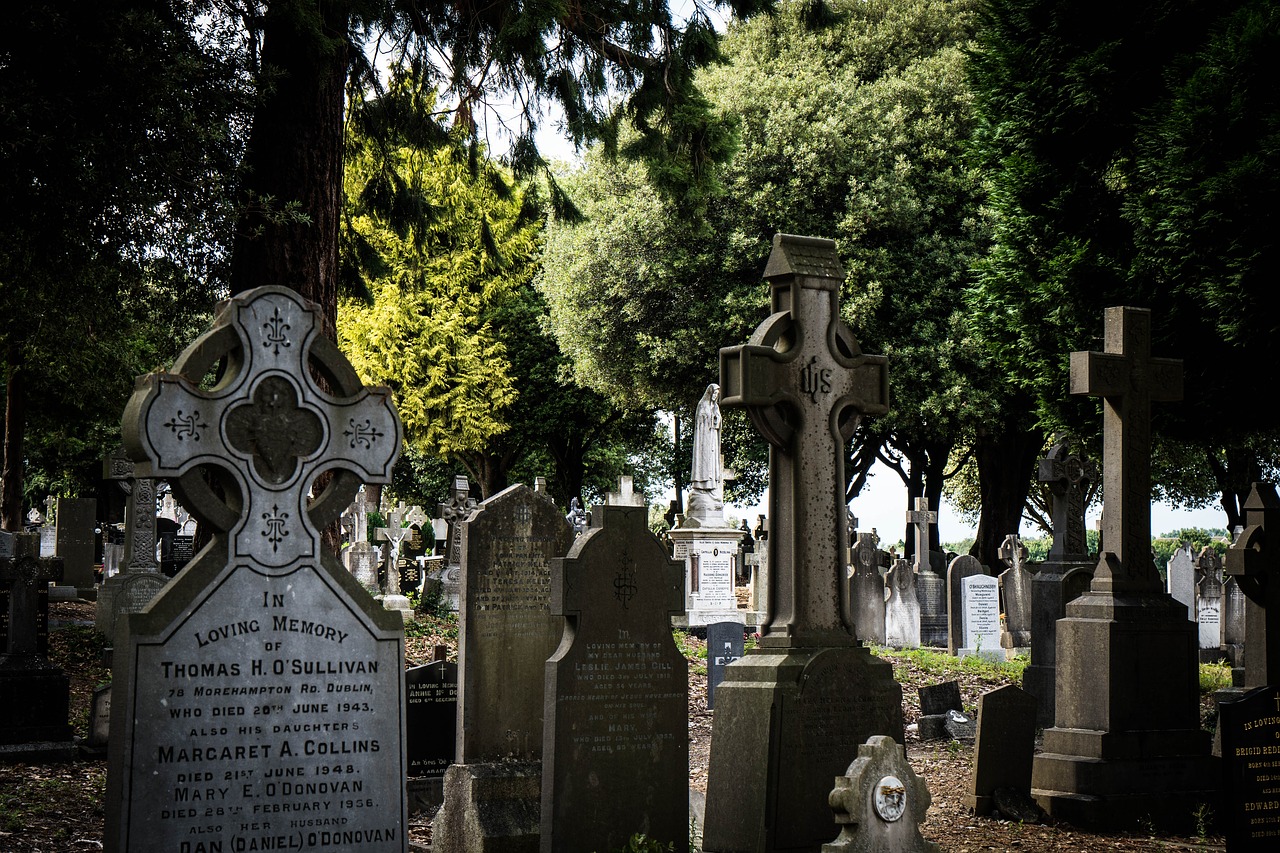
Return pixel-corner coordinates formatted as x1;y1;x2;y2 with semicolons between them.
874;775;906;822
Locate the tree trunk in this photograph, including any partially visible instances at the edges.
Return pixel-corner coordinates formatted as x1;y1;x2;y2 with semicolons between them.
229;4;349;337
969;423;1044;570
1;349;25;531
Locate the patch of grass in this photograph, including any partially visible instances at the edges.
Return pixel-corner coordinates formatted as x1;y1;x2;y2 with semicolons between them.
673;629;708;676
872;645;1027;681
1199;660;1232;694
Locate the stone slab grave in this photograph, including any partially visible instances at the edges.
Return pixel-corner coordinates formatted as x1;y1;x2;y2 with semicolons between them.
964;684;1040;820
1218;684;1280;851
1022;437;1097;727
945;554;987;656
822;735;939;853
405;650;457;815
706;620;744;710
883;558;920;649
908;499;947;647
1031;306;1214;831
541;504;687;853
850;529;886;646
1166;542;1196;623
104;286;407;852
958;574;1002;662
997;534;1031;654
0;529;76;762
54;496;98;599
704;235;903;853
435;482;574;853
96;445;167;639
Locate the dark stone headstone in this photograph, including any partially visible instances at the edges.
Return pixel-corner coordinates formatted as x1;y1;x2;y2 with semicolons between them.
946;555;987;656
0;583;50;657
406;660;458;777
541;505;687;853
104;287;407;851
80;683;113;758
706;621;744;710
1220;684;1280;851
918;681;962;717
55;497;98;595
965;684;1039;817
435;483;574;853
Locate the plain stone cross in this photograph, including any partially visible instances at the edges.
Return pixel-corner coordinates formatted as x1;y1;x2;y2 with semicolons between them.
906;497;938;574
124;286;401;572
1070;306;1182;592
719;233;888;647
1037;436;1097;561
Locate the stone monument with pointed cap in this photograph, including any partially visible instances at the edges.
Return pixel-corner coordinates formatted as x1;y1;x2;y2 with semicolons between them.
105;286;407;852
703;235;902;853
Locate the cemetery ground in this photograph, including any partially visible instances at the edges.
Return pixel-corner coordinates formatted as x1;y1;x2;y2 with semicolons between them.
2;603;1229;852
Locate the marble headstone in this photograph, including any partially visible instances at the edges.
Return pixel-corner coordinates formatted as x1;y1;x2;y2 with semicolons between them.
958;574;1002;662
884;558;920;649
1166;543;1196;623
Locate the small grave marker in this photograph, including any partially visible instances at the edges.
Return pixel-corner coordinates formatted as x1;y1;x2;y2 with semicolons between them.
706;620;744;710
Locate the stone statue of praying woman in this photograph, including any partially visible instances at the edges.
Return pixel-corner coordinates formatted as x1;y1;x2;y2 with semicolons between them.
687;383;724;521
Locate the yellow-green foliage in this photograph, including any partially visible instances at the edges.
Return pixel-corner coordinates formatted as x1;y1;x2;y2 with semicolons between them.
338;123;540;459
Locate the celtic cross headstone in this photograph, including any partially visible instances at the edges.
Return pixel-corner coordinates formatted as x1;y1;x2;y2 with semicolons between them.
435;476;475;610
705;234;902;853
1038;436;1096;561
105;286;407;852
96;445;166;639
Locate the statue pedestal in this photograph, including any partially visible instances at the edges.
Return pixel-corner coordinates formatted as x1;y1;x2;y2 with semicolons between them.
669;525;745;629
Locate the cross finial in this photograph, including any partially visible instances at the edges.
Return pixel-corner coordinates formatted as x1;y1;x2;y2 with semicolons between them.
1070;306;1182;591
719;233;888;647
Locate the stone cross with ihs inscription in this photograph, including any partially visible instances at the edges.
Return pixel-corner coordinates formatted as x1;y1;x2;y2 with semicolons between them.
720;234;887;648
123;286;401;573
1070;306;1182;592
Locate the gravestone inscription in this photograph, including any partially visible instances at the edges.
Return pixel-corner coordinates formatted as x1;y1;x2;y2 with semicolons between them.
959;574;1002;662
1219;684;1280;851
405;659;458;778
541;505;687;853
105;286;407;852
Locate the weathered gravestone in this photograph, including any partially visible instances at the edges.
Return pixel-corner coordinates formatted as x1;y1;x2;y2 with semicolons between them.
81;682;113;758
850;529;886;646
1218;684;1280;851
105;286;407;852
54;497;98;599
958;574;1002;662
1197;558;1224;664
704;235;903;853
707;620;744;710
822;736;939;853
1226;482;1280;689
908;499;947;647
1023;437;1098;727
964;684;1039;818
946;554;987;656
1167;543;1197;623
541;505;687;853
0;530;76;761
96;445;167;639
405;654;457;813
883;558;920;649
373;502;426;622
1223;574;1247;675
1031;306;1214;830
435;483;573;853
998;534;1032;654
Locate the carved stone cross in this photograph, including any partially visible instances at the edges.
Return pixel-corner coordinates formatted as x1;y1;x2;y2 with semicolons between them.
905;497;938;575
999;534;1027;573
123;286;401;573
374;502;425;597
719;234;888;648
0;531;63;660
1226;482;1280;686
437;476;476;570
1037;436;1097;561
103;445;160;575
1070;306;1182;591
